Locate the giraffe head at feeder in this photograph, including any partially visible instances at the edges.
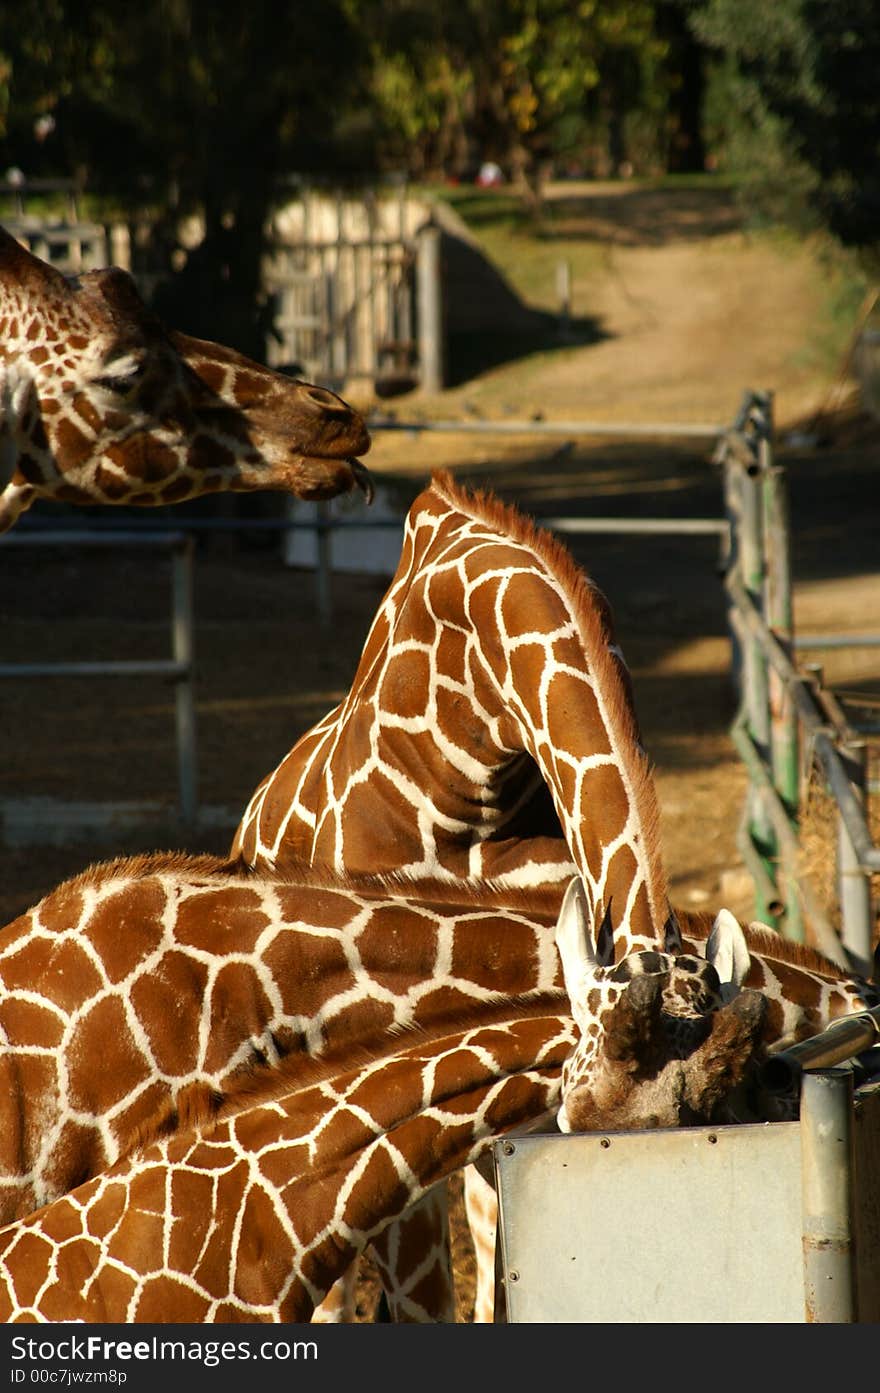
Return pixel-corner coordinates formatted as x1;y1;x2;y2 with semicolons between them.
0;225;372;532
554;877;774;1132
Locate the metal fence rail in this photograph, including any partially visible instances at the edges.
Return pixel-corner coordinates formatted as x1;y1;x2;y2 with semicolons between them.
0;530;197;825
717;390;878;973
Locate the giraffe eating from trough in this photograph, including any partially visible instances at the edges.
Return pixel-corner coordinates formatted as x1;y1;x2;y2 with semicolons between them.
0;225;372;532
226;468;879;1319
0;842;811;1321
0;876;773;1323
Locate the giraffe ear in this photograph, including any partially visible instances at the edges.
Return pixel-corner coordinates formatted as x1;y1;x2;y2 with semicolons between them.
555;877;608;1028
706;908;752;1002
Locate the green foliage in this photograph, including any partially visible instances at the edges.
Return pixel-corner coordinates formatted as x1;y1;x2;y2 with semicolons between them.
688;0;880;255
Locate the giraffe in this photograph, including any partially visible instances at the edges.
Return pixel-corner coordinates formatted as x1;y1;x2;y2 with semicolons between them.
0;884;772;1324
0;844;797;1321
227;467;879;1319
0;225;371;532
0;848;872;1322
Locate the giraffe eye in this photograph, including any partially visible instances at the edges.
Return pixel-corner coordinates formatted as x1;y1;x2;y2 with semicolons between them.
93;352;149;395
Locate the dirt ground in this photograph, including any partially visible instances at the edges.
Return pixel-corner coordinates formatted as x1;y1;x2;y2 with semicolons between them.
1;183;878;1321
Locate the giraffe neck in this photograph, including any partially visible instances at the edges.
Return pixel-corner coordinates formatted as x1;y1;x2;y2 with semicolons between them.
0;852;567;1223
0;1012;571;1324
234;471;672;960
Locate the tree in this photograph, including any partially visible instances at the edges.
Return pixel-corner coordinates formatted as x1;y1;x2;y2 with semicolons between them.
688;0;880;253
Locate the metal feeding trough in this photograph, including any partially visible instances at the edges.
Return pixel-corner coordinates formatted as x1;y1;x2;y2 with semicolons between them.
493;1008;880;1323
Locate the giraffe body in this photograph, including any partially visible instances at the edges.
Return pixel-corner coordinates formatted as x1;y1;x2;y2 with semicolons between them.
0;227;371;532
0;852;566;1231
0;887;771;1325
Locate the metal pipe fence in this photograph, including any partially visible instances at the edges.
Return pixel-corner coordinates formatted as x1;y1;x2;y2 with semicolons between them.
717;390;879;974
4;397;877;967
0;530;197;826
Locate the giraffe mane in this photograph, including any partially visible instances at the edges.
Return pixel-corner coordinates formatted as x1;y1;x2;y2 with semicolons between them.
679;907;869;983
429;469;669;918
18;848;564;921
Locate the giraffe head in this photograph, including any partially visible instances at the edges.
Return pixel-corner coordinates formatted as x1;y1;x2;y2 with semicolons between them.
554;878;773;1132
0;226;372;531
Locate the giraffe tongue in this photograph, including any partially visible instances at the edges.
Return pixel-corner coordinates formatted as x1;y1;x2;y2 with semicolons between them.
351;458;375;505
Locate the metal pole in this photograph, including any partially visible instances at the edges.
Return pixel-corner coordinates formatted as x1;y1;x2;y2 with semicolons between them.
762;424;803;941
171;538;197;827
416;223;444;393
738;434;778;923
800;1068;856;1323
837;741;873;976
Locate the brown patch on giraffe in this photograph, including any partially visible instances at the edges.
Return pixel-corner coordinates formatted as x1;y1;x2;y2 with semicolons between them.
92;464;133;501
67;997;154;1113
127;951;208;1075
106;1182;165;1261
52;416;94;468
378;648;431;719
159;477;196;504
0;997;64;1050
275;883;365;931
328;994;398;1048
232;1184;295;1305
175;885;270;951
135;1273;213;1323
73;395;103;433
337;771;421;869
83;881;167;981
83;1176;128;1240
307;1102;384;1174
201;961;276;1074
263;929;354;1009
1;1231;53;1306
166;1168;216;1265
435;625;468;682
772;959;823;1012
450;915;543;992
117;438;181;485
341;1146;412;1231
180;1137;239;1173
545;672;611;759
190;438;237;473
355;903;441;988
412;984;495;1026
0;933;103;1007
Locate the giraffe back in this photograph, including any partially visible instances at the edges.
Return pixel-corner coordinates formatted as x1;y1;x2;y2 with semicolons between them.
0;852;568;1224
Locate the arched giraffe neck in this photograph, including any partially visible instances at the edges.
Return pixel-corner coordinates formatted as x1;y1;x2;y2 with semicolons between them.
234;471;673;959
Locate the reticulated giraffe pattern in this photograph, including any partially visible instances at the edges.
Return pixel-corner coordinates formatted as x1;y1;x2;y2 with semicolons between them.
0;851;568;1238
0;225;371;533
232;470;676;962
0;884;775;1325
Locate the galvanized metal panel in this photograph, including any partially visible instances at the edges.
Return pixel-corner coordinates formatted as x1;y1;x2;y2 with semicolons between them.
854;1083;880;1320
494;1122;804;1323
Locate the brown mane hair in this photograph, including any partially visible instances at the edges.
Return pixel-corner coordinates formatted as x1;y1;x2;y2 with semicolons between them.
430;469;669;919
